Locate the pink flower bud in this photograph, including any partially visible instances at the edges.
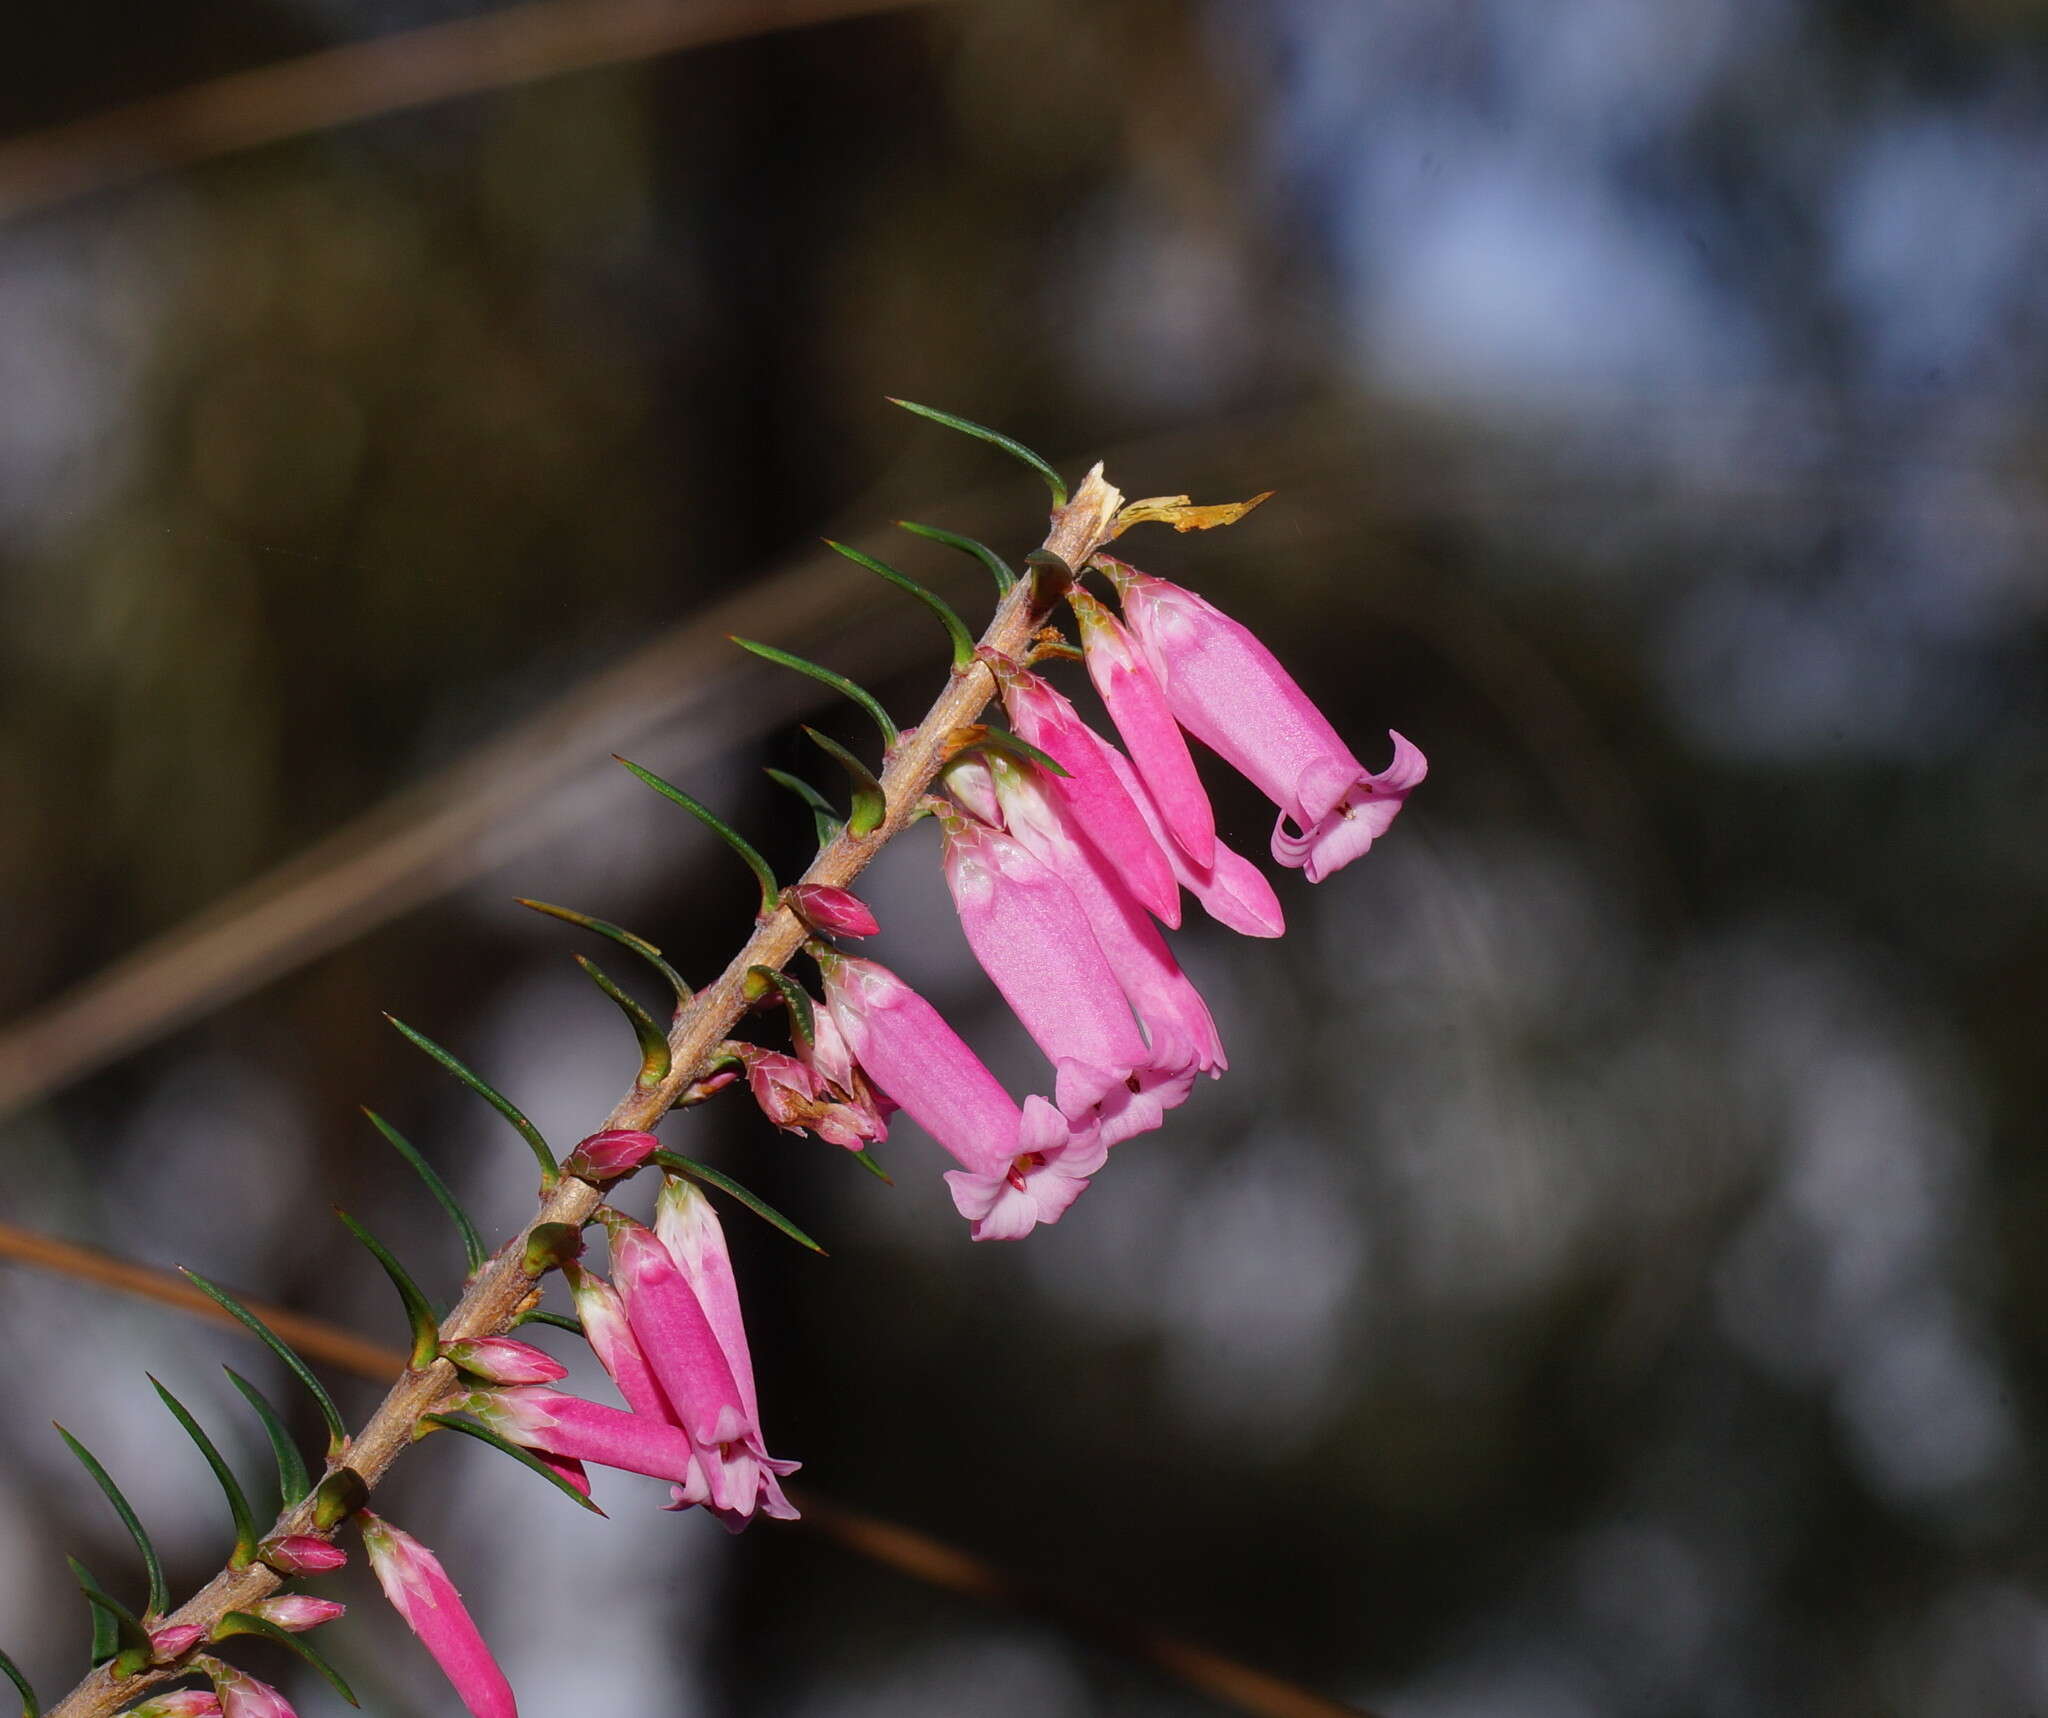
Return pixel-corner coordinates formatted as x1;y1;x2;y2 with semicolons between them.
360;1513;518;1718
258;1534;346;1575
127;1693;221;1718
149;1623;205;1661
562;1127;660;1182
249;1596;345;1632
207;1663;298;1718
784;883;879;938
442;1336;568;1386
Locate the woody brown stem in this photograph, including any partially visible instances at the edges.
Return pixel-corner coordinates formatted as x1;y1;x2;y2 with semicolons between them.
45;469;1124;1718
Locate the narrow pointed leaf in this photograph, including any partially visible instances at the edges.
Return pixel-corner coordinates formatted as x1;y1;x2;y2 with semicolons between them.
950;721;1070;777
332;1211;440;1371
650;1152;827;1256
731;637;898;747
222;1368;310;1509
385;1015;558;1186
514;898;691;1009
514;1307;585;1337
886;398;1068;506
418;1412;607;1516
746;966;815;1047
764;768;844;847
178;1270;347;1458
822;540;976;668
214;1612;359;1707
0;1644;37;1718
53;1427;168;1619
848;1147;893;1185
574;956;671;1088
801;726;886;837
615;756;779;914
311;1467;366;1531
896;519;1017;593
361;1108;487;1277
148;1379;258;1569
72;1568;150;1676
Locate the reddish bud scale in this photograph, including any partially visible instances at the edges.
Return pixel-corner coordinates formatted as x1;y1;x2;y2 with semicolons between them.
562;1128;660;1182
259;1534;346;1575
784;883;880;938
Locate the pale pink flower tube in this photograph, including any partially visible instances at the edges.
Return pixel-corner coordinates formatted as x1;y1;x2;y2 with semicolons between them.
1100;739;1284;938
1104;558;1424;880
360;1512;517;1718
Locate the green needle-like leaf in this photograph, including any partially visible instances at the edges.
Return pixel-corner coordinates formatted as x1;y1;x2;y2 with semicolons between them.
215;1612;359;1707
148;1379;258;1569
53;1427;167;1618
178;1269;347;1458
385;1015;559;1187
418;1413;607;1516
71;1565;150;1676
730;637;898;747
746;966;815;1047
332;1211;440;1371
574;956;672;1089
848;1147;893;1185
801;726;887;838
822;540;976;668
960;721;1071;777
0;1643;37;1718
651;1153;826;1256
514;1307;585;1337
763;768;844;848
896;519;1017;594
360;1108;487;1277
310;1466;366;1530
513;899;691;1011
615;756;780;914
222;1367;310;1509
886;398;1069;506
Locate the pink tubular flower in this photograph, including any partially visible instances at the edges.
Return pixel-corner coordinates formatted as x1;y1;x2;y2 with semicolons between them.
205;1663;297;1718
463;1384;705;1483
249;1597;344;1632
258;1534;346;1576
1069;584;1215;866
996;665;1181;925
819;950;1107;1239
149;1624;205;1661
360;1513;517;1718
784;882;879;938
1100;740;1283;938
442;1336;567;1386
1103;557;1425;880
562;1128;660;1182
128;1693;221;1718
566;1264;671;1421
988;751;1224;1079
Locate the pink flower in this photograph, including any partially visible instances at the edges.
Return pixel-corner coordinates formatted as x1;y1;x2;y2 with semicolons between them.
818;950;1108;1238
996;665;1181;924
148;1624;205;1661
562;1128;660;1182
127;1693;220;1718
1103;557;1424;880
740;1047;883;1151
1100;740;1284;938
360;1513;517;1718
248;1597;344;1632
257;1534;346;1576
442;1336;567;1386
1070;585;1215;866
565;1264;670;1421
206;1663;297;1718
785;882;880;938
466;1385;703;1483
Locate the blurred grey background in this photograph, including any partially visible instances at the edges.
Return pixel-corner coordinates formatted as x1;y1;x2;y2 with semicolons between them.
3;2;2046;1715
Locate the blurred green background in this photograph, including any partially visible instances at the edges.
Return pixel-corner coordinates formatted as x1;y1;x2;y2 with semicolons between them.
4;2;2047;1714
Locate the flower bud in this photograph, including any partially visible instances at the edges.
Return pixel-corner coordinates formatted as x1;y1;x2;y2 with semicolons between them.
250;1596;345;1632
442;1336;567;1386
127;1693;220;1718
562;1128;660;1183
259;1534;347;1575
149;1623;205;1661
206;1662;298;1718
784;883;879;938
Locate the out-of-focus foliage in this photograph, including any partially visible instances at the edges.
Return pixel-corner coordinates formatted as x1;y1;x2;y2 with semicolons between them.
3;2;2047;1716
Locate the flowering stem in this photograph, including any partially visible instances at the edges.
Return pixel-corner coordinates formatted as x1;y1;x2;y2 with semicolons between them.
45;469;1125;1718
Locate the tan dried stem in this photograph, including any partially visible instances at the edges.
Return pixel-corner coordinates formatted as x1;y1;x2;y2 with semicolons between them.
45;466;1125;1718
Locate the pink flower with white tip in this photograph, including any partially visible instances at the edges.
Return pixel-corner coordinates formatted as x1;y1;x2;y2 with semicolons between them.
204;1662;297;1718
248;1596;345;1632
360;1512;517;1718
442;1336;566;1386
1102;556;1424;881
127;1692;220;1718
